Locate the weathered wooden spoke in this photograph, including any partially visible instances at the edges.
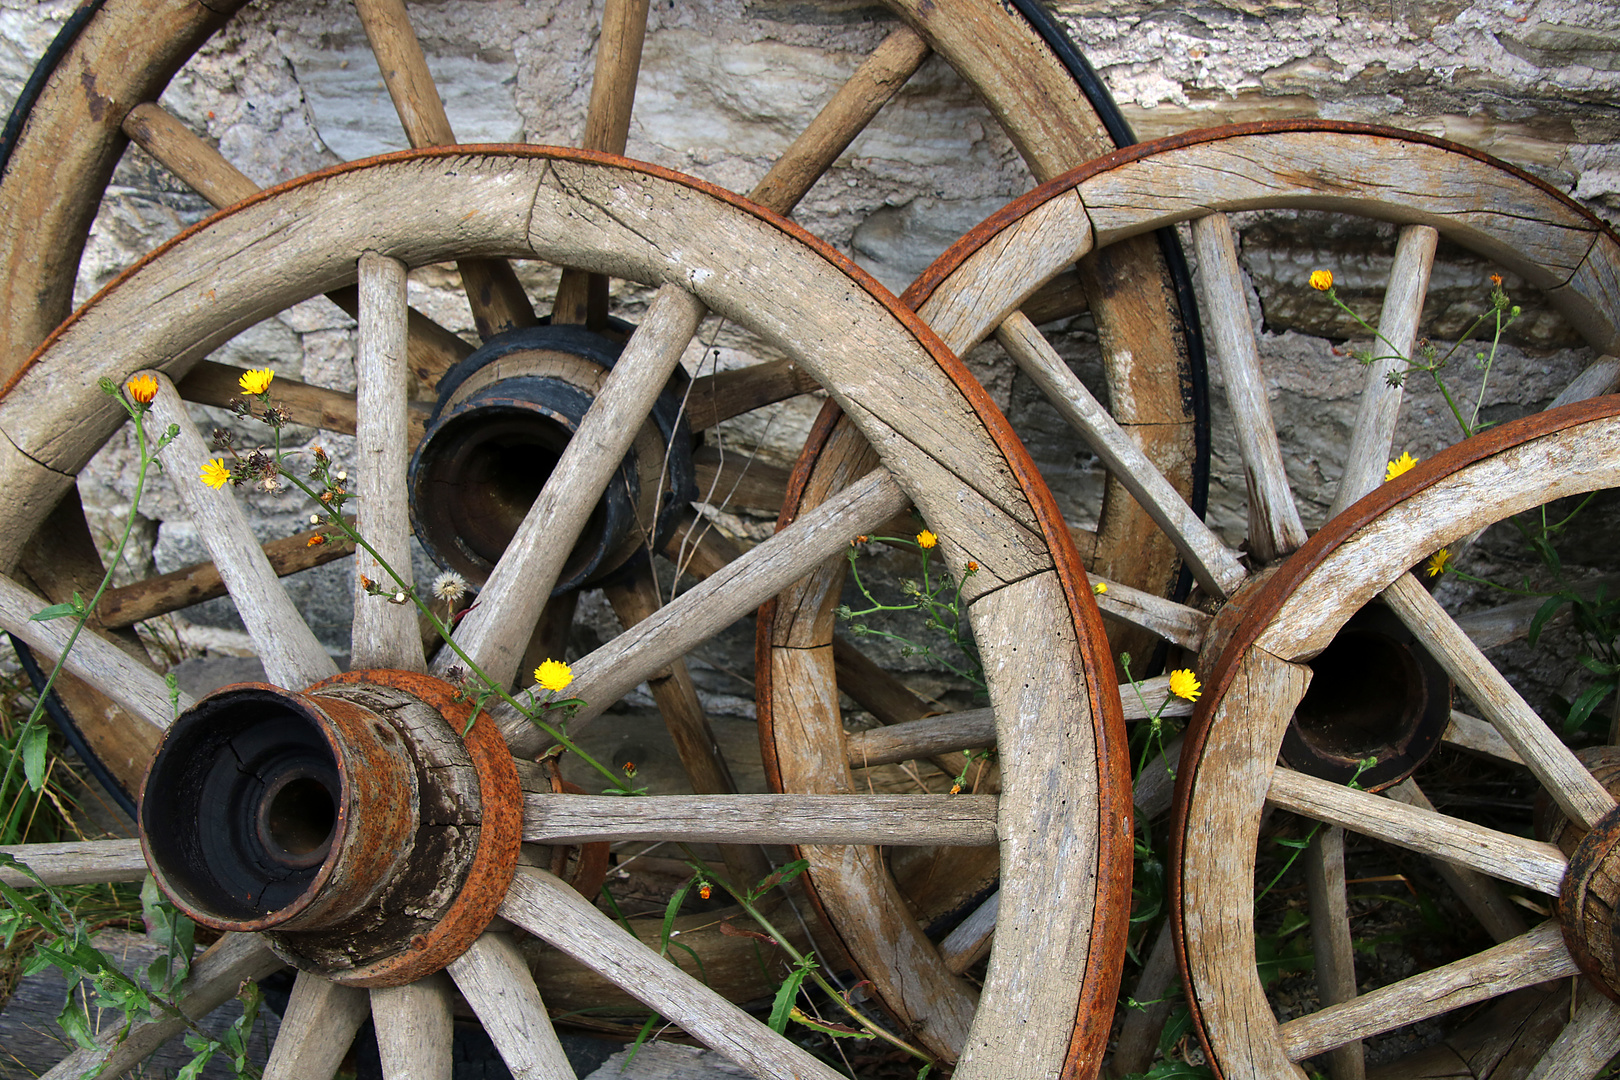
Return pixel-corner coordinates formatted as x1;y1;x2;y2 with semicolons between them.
1173;400;1620;1078
0;150;1124;1078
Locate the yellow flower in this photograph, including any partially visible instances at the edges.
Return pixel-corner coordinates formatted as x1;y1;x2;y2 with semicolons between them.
1093;581;1108;595
125;374;158;405
535;658;573;693
1385;451;1418;482
1168;669;1201;702
199;459;231;489
916;530;938;549
1310;270;1333;291
238;368;275;395
1426;548;1452;578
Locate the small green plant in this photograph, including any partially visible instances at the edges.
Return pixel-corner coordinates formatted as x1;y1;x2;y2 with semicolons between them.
838;529;984;695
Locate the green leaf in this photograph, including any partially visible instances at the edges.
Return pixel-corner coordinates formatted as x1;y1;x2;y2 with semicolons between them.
748;858;810;903
57;993;98;1051
769;960;813;1034
1577;654;1619;678
175;1041;218;1080
29;601;81;622
1565;682;1617;736
1527;594;1568;648
1157;1005;1194;1056
21;722;49;791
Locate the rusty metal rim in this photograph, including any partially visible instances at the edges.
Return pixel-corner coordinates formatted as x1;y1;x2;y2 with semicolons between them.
1168;394;1620;1077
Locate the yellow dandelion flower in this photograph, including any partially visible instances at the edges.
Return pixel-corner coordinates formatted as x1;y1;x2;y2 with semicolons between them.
916;530;938;549
1385;451;1418;482
1169;669;1202;702
1310;270;1333;291
1093;581;1108;595
1426;548;1452;578
125;374;158;405
238;367;275;395
535;658;573;693
199;458;231;489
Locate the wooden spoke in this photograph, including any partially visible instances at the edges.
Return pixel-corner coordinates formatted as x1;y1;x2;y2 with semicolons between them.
94;520;355;630
501;867;847;1080
445;285;705;687
748;24;930;216
0;839;146;886
145;374;338;691
660;509;743;582
1277;921;1578;1063
447;933;575;1079
997;311;1246;598
371;974;455;1080
176;361;432;443
351;252;423;672
1133;735;1183;820
524;792;997;846
938;890;998;975
1523;993;1620;1080
1443;709;1525;766
1089;575;1213;652
684;359;822;433
1327;224;1439;517
690;445;793;514
554;0;649;327
1384;778;1528;944
1454;573;1620;651
844;708;995;768
1382;572;1617;831
1112;921;1180;1077
262;973;370;1080
123;102;258;207
1550;355;1620;408
1267;767;1566;895
501;465;908;750
1304;827;1365;1080
1191;212;1307;562
0;572;186;732
41;934;284;1080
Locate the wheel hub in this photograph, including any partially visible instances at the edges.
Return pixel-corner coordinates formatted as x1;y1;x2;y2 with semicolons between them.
408;324;696;589
139;670;521;987
1538;748;1620;1001
1281;602;1452;790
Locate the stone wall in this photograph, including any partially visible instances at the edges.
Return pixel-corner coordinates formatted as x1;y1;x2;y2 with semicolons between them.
0;0;1616;716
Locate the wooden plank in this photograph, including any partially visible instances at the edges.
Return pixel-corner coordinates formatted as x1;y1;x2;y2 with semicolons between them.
371;973;454;1080
913;191;1095;356
145;374;338;691
1192;212;1307;562
1178;647;1314;1080
500;466;908;750
684;360;821;434
262;972;370;1080
1384;779;1527;944
42;933;284;1080
94;520;357;629
0;572;186;733
1522;991;1620;1080
122;102;258;207
447;933;575;1079
1089;575;1212;651
1305;827;1366;1080
0;839;146;886
524;792;997;846
1382;572;1616;832
501;867;847;1080
1267;767;1566;896
1277;921;1578;1063
445;285;704;688
1077;130;1600;288
351;252;423;673
996;310;1246;597
1328;225;1438;518
749;25;929;216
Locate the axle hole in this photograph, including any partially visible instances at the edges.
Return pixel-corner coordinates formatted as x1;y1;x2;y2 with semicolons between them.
258;774;336;868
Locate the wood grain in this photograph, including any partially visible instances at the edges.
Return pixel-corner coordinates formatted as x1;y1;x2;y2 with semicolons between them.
371;973;455;1080
352;252;423;672
262;972;370;1080
1305;827;1366;1080
0;839;146;886
447;933;575;1079
145;374;337;691
1384;778;1527;944
122;102;258;208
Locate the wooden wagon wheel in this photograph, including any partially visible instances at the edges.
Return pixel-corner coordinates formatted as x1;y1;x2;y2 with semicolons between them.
760;119;1620;1073
1170;397;1620;1079
0;148;1126;1078
0;0;1202;790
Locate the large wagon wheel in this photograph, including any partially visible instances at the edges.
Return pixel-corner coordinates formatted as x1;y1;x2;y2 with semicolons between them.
0;0;1202;791
767;119;1620;1071
1171;398;1620;1078
0;148;1127;1078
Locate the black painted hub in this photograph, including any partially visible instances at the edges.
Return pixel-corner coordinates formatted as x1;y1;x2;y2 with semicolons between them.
409;324;696;590
1282;602;1452;791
